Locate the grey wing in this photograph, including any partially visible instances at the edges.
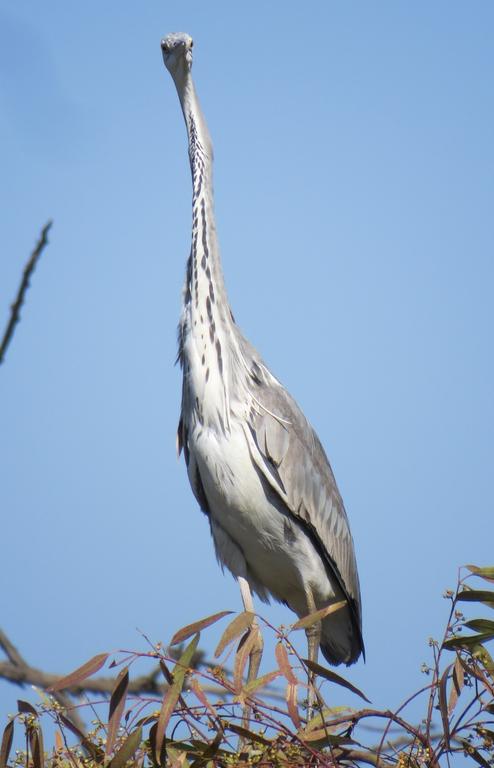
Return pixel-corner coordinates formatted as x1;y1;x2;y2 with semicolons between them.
242;362;363;644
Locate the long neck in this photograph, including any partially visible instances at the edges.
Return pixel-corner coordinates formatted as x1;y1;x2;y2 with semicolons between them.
176;72;230;323
175;69;239;431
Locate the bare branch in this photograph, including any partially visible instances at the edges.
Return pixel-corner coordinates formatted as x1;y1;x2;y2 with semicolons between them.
0;628;227;699
0;629;25;668
0;626;86;731
0;220;52;366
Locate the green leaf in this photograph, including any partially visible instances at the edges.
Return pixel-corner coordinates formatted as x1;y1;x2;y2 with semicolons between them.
464;619;494;633
107;726;142;768
49;652;109;692
472;643;494;673
455;590;494;607
170;611;232;646
298;727;353;746
174;633;200;681
226;723;272;746
0;721;14;768
134;713;158;728
292;601;346;631
159;739;196;754
155;634;200;757
243;670;281;695
303;659;371;703
305;706;355;733
466;565;494;582
443;632;494;650
167;746;191;767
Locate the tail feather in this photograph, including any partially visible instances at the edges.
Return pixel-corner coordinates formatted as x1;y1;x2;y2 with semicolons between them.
319;604;364;666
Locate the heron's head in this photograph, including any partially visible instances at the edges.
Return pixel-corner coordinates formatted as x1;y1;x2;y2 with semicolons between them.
161;33;193;80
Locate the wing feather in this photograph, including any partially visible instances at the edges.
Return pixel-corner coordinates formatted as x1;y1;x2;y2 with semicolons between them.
263;417;290;467
243;371;363;644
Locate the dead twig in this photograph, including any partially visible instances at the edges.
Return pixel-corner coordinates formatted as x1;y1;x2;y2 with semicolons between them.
0;220;52;366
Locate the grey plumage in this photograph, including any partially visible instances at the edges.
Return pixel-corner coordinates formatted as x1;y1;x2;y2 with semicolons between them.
162;32;364;669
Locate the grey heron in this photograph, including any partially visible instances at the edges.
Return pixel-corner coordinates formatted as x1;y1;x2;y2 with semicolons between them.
161;33;364;692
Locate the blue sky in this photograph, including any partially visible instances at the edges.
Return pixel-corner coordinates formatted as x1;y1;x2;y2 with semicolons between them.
1;0;493;744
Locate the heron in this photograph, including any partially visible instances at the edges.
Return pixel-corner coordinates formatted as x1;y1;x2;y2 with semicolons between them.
161;33;364;699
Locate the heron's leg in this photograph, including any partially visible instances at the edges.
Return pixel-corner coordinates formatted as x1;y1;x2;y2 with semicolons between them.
304;585;321;721
237;576;263;734
238;576;263;683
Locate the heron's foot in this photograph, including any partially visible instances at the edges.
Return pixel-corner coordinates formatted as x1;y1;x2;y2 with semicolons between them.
305;620;321;722
307;673;317;722
240;621;264;731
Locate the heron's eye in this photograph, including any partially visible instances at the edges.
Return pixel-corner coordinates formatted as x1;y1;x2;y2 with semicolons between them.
190;40;194;48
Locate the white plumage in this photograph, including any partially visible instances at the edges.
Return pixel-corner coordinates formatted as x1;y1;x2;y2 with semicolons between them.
162;32;364;675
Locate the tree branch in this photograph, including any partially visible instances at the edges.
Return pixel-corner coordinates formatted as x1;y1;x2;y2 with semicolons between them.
0;629;24;668
0;626;86;731
0;628;229;706
0;220;52;366
0;658;166;698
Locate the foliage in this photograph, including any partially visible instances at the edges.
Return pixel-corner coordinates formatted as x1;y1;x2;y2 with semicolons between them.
1;566;494;767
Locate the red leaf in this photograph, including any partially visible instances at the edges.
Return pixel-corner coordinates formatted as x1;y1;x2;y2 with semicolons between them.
17;700;37;716
214;612;255;658
54;731;64;753
292;601;346;630
438;663;452;749
155;634;199;758
189;677;218;721
170;610;233;646
448;656;464;714
49;652;109;692
243;670;281;696
286;682;301;730
233;629;257;694
29;728;43;768
105;667;129;757
0;721;14;768
275;642;298;685
58;714;105;762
